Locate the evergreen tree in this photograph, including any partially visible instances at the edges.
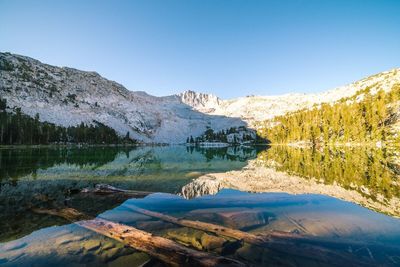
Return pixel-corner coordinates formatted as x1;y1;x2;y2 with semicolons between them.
0;97;136;145
258;85;400;146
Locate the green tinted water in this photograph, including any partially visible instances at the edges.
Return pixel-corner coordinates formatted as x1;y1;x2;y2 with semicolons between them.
0;145;399;266
261;145;400;202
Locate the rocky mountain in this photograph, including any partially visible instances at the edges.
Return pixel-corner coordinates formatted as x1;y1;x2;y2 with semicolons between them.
0;52;244;143
1;52;399;143
182;69;400;128
179;90;221;113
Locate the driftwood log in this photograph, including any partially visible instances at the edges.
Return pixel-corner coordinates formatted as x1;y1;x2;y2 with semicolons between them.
125;205;379;266
30;185;382;267
31;207;245;267
81;183;152;197
32;206;382;267
126;205;270;246
78;218;245;267
31;207;91;221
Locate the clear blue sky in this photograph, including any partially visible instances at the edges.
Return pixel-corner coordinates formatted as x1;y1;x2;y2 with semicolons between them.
1;0;399;99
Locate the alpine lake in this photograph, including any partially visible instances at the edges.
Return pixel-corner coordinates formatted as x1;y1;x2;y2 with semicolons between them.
0;145;400;267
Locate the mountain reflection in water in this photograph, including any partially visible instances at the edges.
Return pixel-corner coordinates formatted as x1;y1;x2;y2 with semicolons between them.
0;146;260;242
0;145;400;266
183;145;400;217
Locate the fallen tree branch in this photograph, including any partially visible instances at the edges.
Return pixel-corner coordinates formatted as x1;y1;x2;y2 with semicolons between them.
81;184;152;197
31;207;245;267
125;205;269;246
125;205;378;266
77;218;245;267
31;207;91;221
31;202;383;266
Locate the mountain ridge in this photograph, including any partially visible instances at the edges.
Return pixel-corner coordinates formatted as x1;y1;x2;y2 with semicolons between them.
185;68;400;127
1;52;399;143
0;52;245;143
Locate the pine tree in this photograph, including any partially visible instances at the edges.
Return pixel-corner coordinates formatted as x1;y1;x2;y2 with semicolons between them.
0;98;6;110
259;84;399;146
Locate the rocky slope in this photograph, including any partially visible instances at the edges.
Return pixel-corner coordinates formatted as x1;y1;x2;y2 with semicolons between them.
180;69;400;128
178;90;221;113
0;53;244;143
1;52;400;143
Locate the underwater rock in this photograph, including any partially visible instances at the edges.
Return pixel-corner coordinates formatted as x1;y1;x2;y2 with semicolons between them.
200;233;226;251
165;227;226;252
188;208;273;230
82;240;101;251
107;252;151;267
166;228;204;250
136;220;175;231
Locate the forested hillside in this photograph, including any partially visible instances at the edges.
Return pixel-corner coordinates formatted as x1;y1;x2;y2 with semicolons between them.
0;98;134;145
258;83;400;146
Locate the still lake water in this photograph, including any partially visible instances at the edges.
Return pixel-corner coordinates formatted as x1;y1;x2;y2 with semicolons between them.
0;145;399;266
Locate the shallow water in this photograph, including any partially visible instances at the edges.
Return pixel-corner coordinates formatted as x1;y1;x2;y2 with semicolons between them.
0;145;399;266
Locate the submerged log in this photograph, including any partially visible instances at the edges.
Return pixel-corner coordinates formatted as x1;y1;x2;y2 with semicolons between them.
31;207;91;221
77;218;245;267
27;184;151;227
32;206;383;266
31;207;244;267
81;184;152;197
125;206;379;266
126;205;269;246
